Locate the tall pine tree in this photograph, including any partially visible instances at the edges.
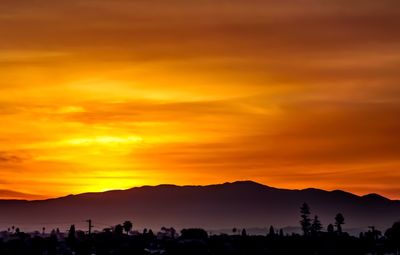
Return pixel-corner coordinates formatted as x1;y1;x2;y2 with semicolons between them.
300;203;312;236
311;215;323;235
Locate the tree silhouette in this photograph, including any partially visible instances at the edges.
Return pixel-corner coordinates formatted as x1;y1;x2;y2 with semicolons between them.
181;228;208;240
123;220;133;234
300;203;312;236
385;221;400;240
269;225;275;236
68;225;76;239
385;221;400;253
148;229;154;238
335;213;345;234
1;214;400;254
114;224;123;235
67;224;76;249
311;215;323;234
327;224;334;233
170;227;176;238
232;227;237;235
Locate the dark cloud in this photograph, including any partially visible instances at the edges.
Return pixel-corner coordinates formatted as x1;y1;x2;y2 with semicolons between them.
0;152;23;163
0;189;45;200
1;0;399;56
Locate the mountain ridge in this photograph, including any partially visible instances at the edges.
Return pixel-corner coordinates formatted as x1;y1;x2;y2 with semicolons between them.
2;180;397;203
0;181;399;233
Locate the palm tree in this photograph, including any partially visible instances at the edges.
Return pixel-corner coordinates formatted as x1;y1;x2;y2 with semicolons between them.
123;221;133;235
335;213;345;234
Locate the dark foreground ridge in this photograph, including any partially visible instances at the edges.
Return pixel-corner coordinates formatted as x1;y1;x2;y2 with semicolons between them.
0;181;399;232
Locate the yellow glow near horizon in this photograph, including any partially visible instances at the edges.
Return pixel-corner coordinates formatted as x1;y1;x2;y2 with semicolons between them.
0;0;400;200
64;136;144;147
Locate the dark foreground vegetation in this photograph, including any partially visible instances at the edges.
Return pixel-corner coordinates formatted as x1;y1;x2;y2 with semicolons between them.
1;203;400;255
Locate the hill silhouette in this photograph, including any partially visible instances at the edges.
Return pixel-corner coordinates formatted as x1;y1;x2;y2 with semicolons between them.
0;181;399;232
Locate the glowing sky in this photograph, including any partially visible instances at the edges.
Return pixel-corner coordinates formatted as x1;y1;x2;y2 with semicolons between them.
1;0;400;199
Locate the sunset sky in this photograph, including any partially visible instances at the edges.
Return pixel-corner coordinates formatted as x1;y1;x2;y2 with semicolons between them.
1;0;400;200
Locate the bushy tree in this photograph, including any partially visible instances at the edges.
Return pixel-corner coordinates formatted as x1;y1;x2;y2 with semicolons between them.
181;228;208;240
385;221;400;240
385;221;400;252
327;224;334;233
114;224;123;235
148;229;154;238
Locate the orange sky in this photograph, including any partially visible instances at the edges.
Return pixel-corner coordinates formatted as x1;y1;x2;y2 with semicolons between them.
1;0;400;200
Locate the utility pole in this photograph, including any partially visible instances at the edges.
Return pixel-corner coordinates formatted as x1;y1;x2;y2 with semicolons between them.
86;219;94;235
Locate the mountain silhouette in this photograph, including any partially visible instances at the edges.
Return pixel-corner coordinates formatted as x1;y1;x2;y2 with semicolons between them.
0;181;399;232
